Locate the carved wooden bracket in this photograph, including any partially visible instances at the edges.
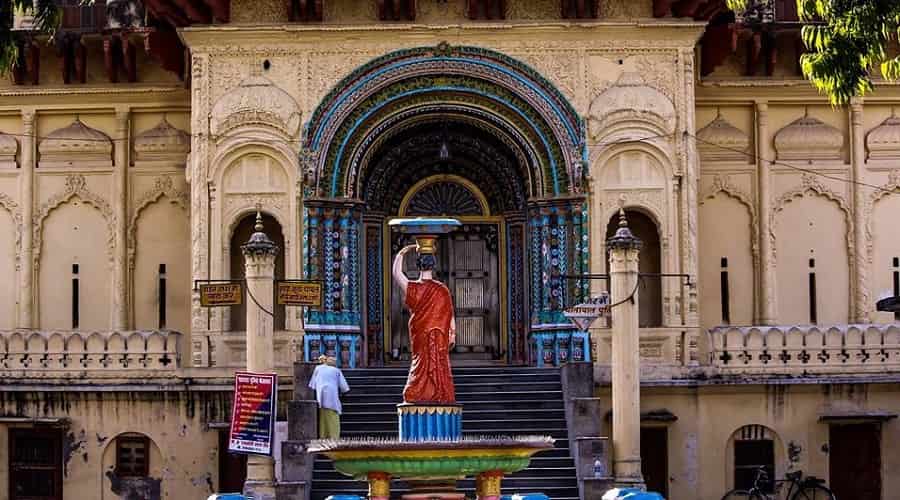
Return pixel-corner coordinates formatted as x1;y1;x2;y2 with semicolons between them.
376;0;416;21
466;0;506;20
291;0;324;22
560;0;600;18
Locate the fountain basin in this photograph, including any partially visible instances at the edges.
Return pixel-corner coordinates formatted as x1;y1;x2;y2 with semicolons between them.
309;436;554;480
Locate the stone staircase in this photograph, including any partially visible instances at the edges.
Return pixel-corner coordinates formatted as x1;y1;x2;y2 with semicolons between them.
308;366;580;500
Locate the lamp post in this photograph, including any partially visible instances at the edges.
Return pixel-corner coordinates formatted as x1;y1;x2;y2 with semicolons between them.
241;211;279;500
607;209;644;488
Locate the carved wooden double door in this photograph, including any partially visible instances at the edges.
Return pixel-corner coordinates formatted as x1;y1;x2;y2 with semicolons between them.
389;224;501;362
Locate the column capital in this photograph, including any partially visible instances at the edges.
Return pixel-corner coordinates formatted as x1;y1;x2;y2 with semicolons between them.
606;209;642;252
21;109;36;128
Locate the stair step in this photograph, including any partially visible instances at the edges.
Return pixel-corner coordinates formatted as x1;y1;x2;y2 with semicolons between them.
342;409;566;421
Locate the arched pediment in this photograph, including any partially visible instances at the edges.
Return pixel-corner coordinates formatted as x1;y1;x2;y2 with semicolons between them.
211;75;301;138
774;112;843;161
39;118;112;164
696;113;750;162
134;117;190;163
588;72;675;139
866;113;900;160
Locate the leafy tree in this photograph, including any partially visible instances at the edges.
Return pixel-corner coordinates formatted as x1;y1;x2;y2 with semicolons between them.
729;0;900;104
0;0;62;72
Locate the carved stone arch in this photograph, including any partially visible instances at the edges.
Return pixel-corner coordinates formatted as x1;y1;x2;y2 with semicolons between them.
865;169;900;265
210;137;300;188
33;174;116;267
210;75;302;139
590;140;676;185
0;192;23;269
587;72;676;145
127;175;189;271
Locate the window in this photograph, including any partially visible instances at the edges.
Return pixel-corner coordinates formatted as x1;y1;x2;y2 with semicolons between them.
9;428;63;500
733;425;775;493
116;435;149;477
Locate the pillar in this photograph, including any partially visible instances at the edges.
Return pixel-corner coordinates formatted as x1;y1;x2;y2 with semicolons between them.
367;471;391;500
755;101;777;325
476;470;504;500
242;212;279;500
607;209;644;487
112;108;129;330
850;98;868;322
18;109;35;328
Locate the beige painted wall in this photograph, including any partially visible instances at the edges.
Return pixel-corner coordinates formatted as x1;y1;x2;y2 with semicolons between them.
0;208;15;328
699;193;754;327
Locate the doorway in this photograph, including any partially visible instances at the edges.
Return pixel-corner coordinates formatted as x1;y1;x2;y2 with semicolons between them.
829;423;881;500
218;430;246;493
389;223;502;363
641;426;669;497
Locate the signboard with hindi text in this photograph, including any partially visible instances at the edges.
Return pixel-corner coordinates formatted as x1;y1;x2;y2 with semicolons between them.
199;283;243;307
564;293;611;332
277;280;323;307
228;371;277;455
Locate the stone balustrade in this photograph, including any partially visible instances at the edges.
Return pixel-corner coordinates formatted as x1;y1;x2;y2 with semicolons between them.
0;329;181;371
710;324;900;374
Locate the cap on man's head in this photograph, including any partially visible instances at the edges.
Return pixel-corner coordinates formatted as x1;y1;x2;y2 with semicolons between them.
317;355;327;364
325;356;337;366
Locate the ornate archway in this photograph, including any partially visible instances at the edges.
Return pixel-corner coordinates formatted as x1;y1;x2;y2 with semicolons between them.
301;43;590;367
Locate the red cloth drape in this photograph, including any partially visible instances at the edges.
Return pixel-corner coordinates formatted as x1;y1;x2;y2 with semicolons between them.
403;280;456;404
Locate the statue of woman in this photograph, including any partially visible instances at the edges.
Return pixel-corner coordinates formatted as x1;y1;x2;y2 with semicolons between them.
392;244;457;404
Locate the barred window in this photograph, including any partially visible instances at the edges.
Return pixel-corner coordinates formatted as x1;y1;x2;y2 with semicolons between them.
116;435;150;477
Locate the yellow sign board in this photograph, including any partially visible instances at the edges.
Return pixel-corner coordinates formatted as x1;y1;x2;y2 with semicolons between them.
200;283;243;307
277;281;323;307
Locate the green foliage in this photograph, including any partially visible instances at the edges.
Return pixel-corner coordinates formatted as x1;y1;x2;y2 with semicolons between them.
0;0;62;74
730;0;900;104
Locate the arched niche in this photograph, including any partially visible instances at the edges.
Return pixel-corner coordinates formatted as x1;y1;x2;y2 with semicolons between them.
605;209;663;328
871;192;900;323
774;194;850;325
39;199;111;330
229;212;286;332
597;149;667;190
0;203;17;328
101;432;165;498
699;192;755;328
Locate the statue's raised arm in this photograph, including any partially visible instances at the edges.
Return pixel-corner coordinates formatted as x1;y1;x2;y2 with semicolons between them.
392;244;416;295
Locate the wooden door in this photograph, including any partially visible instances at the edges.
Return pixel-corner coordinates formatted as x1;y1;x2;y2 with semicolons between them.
830;423;881;500
389;224;500;362
9;428;63;500
218;430;247;493
641;427;668;497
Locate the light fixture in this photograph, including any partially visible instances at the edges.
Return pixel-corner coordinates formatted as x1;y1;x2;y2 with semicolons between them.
439;122;451;160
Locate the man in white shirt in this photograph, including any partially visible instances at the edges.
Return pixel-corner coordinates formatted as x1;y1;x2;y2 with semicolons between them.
308;355;350;439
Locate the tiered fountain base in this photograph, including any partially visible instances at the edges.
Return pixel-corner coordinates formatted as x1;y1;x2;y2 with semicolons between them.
309;401;552;499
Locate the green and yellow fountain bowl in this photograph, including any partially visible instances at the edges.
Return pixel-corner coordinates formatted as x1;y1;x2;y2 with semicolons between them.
308;436;555;480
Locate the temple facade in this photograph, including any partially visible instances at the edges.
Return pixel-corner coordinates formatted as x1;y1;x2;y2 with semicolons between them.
1;1;899;499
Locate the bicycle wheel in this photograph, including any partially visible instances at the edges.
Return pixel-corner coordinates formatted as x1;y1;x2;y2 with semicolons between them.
791;485;836;500
722;489;766;500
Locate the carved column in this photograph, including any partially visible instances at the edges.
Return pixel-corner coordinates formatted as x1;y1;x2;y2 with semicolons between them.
112;109;130;330
850;98;868;322
303;199;363;368
526;197;590;366
608;210;644;487
755;101;777;324
18;109;35;328
242;212;279;500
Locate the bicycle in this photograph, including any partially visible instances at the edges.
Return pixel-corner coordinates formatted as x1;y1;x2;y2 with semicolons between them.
721;466;836;500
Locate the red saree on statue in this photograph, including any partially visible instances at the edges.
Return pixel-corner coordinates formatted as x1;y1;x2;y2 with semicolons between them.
403;280;456;404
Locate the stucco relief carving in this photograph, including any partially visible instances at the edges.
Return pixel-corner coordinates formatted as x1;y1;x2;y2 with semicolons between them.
603;0;653;18
0;132;19;167
696;113;751;162
134;117;191;163
866;113;900;160
33;174;116;266
0;193;22;269
38;118;113;165
513;51;581;104
588;72;676;141
127;176;189;270
600;189;667;240
416;0;466;20
774;112;844;161
306;50;382;110
210;75;302;138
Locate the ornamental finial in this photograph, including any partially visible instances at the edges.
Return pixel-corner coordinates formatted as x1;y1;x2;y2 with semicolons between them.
607;206;642;251
255;208;264;232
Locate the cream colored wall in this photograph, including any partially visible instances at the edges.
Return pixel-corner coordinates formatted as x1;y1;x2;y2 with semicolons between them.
0;208;15;328
774;196;850;325
39;200;112;330
698;193;754;326
0;392;221;500
872;194;900;323
595;383;900;500
133;201;190;334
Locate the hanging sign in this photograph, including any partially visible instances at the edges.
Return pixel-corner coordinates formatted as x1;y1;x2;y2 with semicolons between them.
564;293;611;332
199;283;243;307
277;280;323;307
228;371;278;456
